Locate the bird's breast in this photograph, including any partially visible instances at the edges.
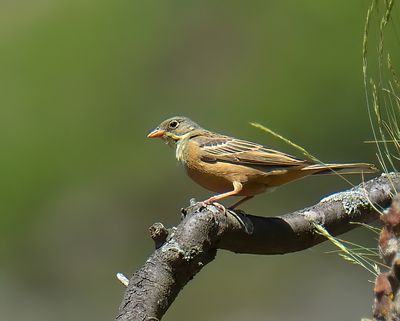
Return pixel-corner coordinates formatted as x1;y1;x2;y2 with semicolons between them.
184;163;234;193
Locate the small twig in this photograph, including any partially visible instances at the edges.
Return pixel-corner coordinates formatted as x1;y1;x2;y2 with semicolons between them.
116;273;129;287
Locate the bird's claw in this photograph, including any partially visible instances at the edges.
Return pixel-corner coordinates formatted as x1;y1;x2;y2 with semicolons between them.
202;200;226;215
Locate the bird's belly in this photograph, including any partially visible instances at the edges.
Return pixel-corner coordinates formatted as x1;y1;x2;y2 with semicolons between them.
185;165;233;193
184;162;268;196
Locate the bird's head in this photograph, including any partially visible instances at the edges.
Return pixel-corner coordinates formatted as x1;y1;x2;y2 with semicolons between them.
147;116;203;146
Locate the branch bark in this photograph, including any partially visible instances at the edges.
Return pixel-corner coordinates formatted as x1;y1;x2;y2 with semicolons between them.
116;173;400;321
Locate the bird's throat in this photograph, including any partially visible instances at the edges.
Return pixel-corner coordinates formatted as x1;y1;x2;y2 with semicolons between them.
175;139;186;162
174;133;192;162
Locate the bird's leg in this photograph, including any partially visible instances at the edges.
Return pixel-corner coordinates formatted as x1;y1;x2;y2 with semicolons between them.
203;182;243;213
228;196;254;210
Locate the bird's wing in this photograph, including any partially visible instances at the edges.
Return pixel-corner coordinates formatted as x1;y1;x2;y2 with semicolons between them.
196;135;307;167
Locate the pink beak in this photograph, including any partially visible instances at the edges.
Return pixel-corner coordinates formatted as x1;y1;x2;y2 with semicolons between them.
147;128;166;138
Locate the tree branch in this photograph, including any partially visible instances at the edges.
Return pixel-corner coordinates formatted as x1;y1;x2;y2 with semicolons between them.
116;173;400;321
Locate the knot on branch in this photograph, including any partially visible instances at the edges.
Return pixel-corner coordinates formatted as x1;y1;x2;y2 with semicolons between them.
149;222;169;249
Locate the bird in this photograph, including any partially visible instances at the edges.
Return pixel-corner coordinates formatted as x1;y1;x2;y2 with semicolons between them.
147;116;378;209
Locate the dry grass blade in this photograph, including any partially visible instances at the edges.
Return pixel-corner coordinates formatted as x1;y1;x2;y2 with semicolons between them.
313;223;380;276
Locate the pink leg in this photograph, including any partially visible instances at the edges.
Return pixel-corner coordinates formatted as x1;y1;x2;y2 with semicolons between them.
203;182;243;208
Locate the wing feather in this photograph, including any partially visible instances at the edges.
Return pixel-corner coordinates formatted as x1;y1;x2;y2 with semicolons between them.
197;135;307;167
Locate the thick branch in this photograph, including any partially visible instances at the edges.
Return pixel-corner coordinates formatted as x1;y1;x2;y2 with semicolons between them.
117;173;400;321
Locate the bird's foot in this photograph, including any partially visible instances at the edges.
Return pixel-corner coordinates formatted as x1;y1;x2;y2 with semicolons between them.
203;198;226;214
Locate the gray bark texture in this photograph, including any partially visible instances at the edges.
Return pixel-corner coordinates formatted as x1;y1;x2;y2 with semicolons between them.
116;172;400;321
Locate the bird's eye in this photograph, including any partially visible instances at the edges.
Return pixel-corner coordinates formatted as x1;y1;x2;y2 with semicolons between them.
168;120;179;129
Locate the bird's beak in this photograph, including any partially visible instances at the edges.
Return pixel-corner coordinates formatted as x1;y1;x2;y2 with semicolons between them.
147;128;166;138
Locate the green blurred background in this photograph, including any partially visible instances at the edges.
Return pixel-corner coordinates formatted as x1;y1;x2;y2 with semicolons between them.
0;1;389;320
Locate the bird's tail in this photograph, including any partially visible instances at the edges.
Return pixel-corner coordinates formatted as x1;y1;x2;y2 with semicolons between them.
303;163;379;175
